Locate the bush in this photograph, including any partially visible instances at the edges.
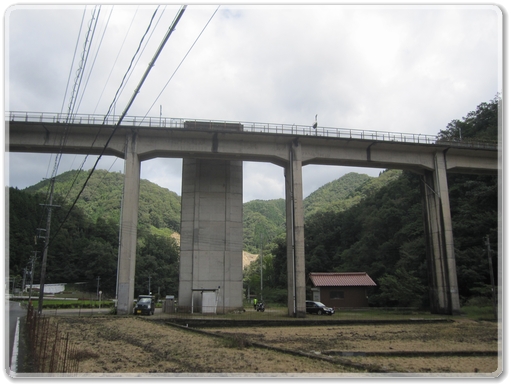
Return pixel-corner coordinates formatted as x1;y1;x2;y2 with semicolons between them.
464;296;493;307
261;288;287;304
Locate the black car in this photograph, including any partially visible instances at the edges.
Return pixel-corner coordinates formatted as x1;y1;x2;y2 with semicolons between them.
306;301;335;315
134;295;155;315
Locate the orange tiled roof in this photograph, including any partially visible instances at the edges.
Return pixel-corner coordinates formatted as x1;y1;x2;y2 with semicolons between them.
309;272;376;287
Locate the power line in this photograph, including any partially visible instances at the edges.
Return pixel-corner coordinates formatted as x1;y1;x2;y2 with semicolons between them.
75;5;114;113
116;6;168;115
143;5;220;120
102;6;161;125
47;5;187;247
63;5;101;125
60;6;160;207
118;5;187;124
52;6;101;179
34;7;100;246
60;7;87;116
92;5;141;116
56;7;105;206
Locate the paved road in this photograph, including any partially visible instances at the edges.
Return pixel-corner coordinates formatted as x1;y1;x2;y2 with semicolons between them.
6;300;25;374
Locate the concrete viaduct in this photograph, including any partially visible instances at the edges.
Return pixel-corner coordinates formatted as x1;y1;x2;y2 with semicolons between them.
6;112;499;316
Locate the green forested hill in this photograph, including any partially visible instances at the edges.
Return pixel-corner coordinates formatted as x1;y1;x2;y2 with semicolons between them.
303;172;372;217
242;170;403;253
261;96;500;307
303;170;403;217
21;168;399;254
243;198;286;253
25;169;182;235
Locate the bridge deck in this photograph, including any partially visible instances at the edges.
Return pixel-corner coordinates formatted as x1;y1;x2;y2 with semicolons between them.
6;111;499;174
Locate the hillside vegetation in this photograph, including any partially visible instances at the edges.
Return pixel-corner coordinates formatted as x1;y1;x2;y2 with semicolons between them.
245;96;500;307
25;169;181;235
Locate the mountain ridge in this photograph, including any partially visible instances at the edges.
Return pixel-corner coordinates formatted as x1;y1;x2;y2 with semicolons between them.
23;168;400;252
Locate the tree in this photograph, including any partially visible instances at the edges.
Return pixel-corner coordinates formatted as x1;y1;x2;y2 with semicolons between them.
136;234;180;299
438;94;500;143
370;268;426;307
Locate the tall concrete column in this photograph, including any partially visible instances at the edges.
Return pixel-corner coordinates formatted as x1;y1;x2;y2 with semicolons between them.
116;131;141;315
421;151;460;315
179;158;243;313
285;139;306;317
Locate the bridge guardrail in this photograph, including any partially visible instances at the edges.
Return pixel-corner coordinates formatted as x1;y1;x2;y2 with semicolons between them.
6;111;497;150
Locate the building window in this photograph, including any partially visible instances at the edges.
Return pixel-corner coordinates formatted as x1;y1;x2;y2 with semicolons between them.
330;291;344;299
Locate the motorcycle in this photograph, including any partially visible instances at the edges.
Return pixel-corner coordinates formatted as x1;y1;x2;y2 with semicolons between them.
256;302;265;312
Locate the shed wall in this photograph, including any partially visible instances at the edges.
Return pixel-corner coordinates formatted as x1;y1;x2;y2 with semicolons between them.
319;286;369;308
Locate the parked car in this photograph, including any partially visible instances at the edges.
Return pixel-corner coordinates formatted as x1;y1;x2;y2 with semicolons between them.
306;300;334;315
134;295;155;315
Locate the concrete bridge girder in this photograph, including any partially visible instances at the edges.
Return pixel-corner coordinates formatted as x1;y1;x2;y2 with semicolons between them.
8;121;497;174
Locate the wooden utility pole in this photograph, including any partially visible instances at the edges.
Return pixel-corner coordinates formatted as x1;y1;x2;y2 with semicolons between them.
28;251;38;303
37;178;60;314
260;233;264;302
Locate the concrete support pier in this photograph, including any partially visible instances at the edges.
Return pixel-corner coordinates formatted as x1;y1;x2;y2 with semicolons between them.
116;132;141;315
178;158;244;313
285;140;307;317
421;151;461;315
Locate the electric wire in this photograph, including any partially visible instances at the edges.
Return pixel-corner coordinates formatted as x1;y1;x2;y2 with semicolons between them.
40;6;86;225
59;7;87;117
102;6;160;125
51;5;101;181
63;6;160;205
47;5;186;248
142;5;220;121
63;6;101;126
61;6;115;203
115;6;168;115
92;5;139;115
75;5;113;114
35;6;100;247
48;6;101;212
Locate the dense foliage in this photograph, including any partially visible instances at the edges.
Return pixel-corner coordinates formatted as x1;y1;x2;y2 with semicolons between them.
25;169;182;234
8;172;181;299
252;96;499;308
303;172;372;217
243;199;286;254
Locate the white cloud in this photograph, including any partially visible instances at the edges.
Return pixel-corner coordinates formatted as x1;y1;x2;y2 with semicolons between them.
4;4;502;203
141;158;182;194
243;162;284;202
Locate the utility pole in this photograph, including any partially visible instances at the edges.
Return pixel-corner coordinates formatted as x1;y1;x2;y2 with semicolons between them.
22;268;27;293
148;276;151;295
260;233;264;302
97;276;101;300
28;251;38;303
485;235;497;319
37;178;60;315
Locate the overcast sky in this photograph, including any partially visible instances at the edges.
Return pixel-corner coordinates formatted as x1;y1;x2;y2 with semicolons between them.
3;3;503;202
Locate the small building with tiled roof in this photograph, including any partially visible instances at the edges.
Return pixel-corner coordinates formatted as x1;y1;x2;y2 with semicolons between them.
308;272;377;308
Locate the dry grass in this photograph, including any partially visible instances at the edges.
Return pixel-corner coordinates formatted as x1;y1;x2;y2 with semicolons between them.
47;315;501;377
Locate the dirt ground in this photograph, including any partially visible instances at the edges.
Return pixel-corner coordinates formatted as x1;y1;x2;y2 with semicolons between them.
40;313;501;377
